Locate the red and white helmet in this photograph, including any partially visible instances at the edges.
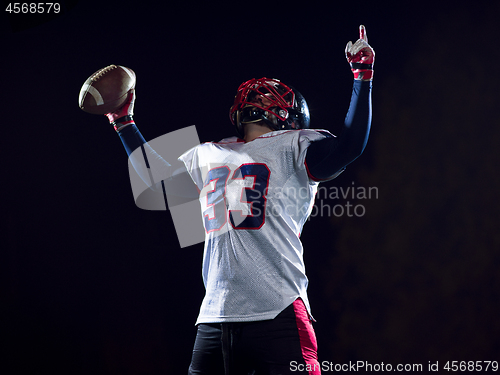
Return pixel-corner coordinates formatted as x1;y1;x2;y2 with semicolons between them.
229;77;310;137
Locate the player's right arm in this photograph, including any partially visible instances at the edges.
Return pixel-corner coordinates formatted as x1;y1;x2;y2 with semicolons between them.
106;90;199;200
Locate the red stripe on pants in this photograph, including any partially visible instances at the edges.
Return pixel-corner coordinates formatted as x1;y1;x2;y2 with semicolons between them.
293;298;321;374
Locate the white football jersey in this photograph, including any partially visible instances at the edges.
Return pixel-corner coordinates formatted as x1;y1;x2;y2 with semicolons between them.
179;129;331;324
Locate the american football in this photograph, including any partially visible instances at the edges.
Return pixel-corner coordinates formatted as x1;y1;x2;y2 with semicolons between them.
78;65;135;115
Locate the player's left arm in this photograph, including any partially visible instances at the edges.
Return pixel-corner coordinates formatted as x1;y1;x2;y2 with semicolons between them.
305;25;374;181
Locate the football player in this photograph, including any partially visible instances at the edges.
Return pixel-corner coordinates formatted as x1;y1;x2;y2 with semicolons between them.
105;25;374;375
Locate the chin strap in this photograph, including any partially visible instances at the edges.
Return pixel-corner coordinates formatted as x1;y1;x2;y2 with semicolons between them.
240;106;292;132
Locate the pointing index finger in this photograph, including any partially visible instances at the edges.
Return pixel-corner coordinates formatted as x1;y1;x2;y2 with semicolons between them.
359;25;367;43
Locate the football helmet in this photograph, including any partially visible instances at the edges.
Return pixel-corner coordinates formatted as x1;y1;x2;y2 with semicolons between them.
229;77;310;137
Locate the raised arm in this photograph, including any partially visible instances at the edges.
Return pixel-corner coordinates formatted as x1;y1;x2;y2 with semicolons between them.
305;25;374;181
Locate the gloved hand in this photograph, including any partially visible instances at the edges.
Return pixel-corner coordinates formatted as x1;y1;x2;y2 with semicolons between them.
345;25;375;81
105;89;136;132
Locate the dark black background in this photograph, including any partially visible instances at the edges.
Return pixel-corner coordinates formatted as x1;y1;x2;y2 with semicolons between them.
2;1;499;373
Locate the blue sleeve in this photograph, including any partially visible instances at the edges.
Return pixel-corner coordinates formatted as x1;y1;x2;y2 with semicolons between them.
305;80;372;180
117;124;147;157
117;123;198;200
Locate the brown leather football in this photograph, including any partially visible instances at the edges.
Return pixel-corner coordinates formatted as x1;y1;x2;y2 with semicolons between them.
78;65;135;115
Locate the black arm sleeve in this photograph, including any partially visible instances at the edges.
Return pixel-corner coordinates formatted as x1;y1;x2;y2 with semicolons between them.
305;80;372;180
117;123;147;158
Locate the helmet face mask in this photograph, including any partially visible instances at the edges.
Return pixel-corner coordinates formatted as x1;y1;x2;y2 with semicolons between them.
230;77;310;137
